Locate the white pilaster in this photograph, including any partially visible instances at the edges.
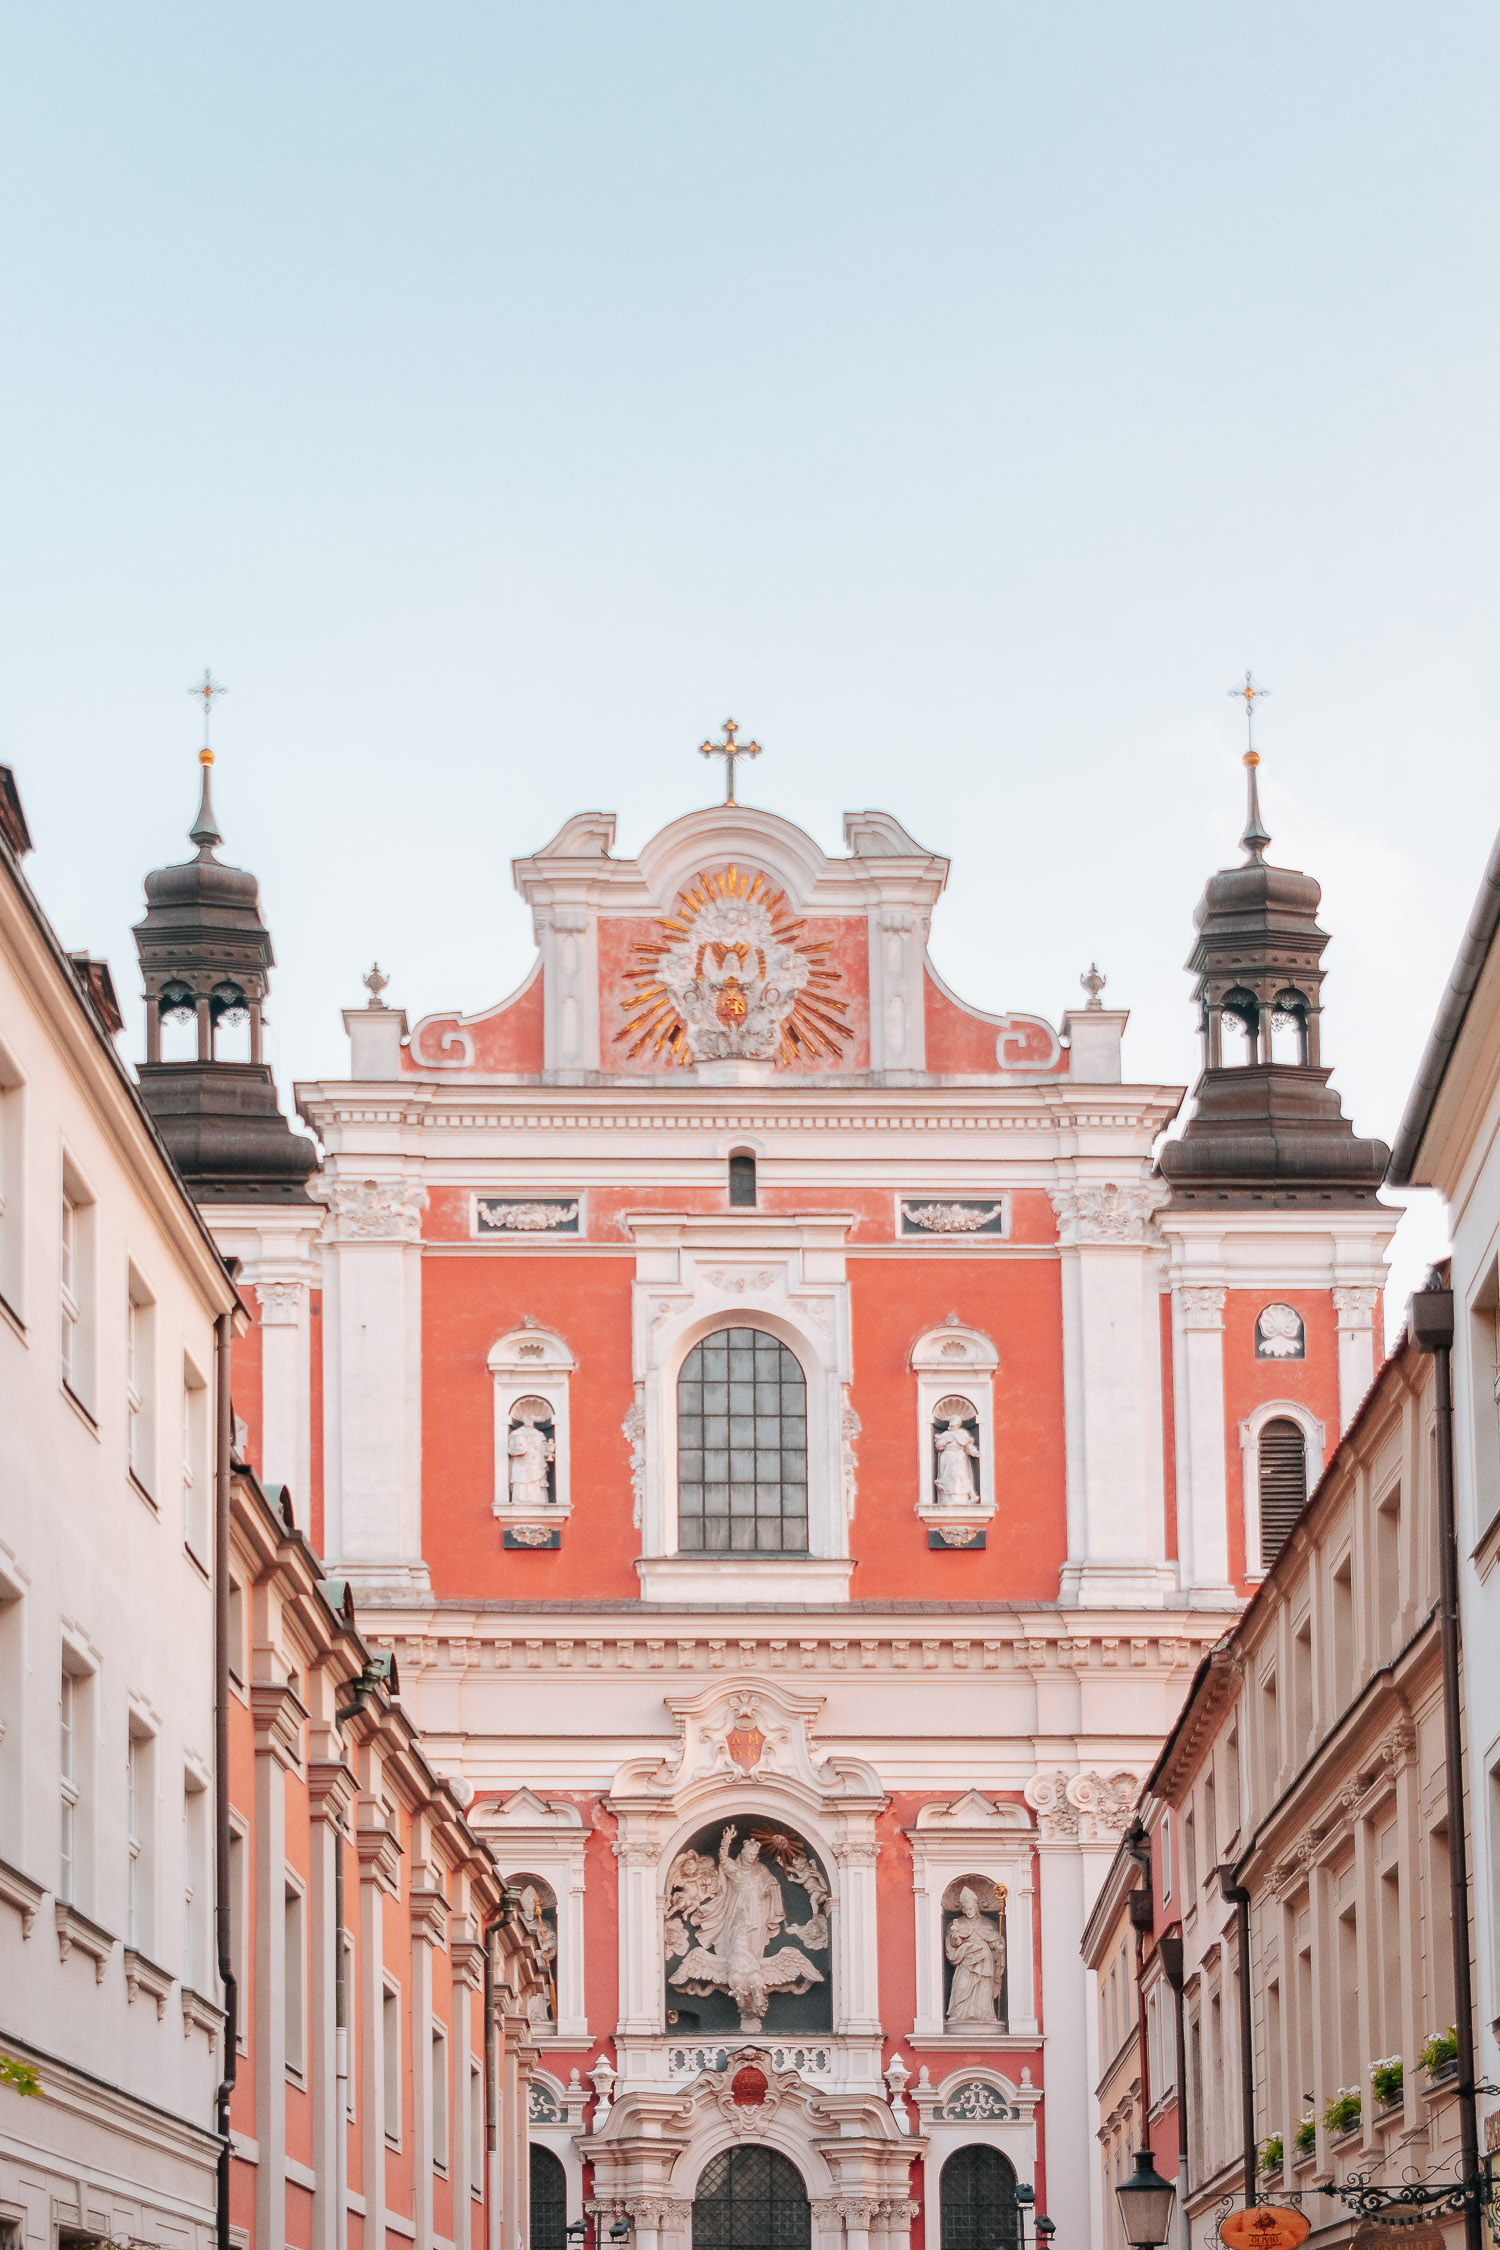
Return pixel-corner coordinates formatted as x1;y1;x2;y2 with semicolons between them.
536;905;601;1075
1052;1181;1174;1607
1333;1285;1381;1429
318;1174;429;1603
1170;1280;1235;1605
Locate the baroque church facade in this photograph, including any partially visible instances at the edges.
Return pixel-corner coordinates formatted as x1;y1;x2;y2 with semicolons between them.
131;732;1393;2250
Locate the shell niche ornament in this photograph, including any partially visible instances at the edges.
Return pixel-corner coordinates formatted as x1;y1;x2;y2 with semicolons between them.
617;865;849;1067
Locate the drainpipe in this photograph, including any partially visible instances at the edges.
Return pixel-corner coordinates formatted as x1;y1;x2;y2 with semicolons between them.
1216;1870;1256;2209
1409;1280;1482;2250
213;1311;237;2250
1158;1933;1190;2250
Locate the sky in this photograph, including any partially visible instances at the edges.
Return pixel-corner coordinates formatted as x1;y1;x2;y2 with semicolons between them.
3;2;1497;1320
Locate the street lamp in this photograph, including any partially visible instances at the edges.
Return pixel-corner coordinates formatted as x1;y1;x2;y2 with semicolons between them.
564;2222;630;2245
1114;2149;1177;2250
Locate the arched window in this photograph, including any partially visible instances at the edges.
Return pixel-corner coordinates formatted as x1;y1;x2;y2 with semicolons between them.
678;1327;808;1553
694;2147;809;2250
941;2144;1020;2250
728;1149;757;1206
1220;987;1260;1066
1258;1417;1308;1569
1270;989;1309;1066
529;2144;566;2250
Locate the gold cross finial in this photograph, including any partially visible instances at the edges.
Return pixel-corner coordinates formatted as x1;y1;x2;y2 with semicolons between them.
699;717;762;806
1229;668;1269;758
188;668;228;763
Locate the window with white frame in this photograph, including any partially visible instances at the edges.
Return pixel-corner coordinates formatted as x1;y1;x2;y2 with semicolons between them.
228;1820;248;2046
677;1326;809;1553
59;1648;94;1906
284;1879;306;2074
431;2024;449;2171
342;1931;357;2117
1159;1809;1172;1902
183;1356;210;1560
126;1717;157;1952
469;2060;484;2192
126;1266;157;1495
0;1040;24;1322
184;1770;209;1986
1242;1402;1324;1575
59;1156;97;1412
383;1982;402;2145
0;1555;23;1856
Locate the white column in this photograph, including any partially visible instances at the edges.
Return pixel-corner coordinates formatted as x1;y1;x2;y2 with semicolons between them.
615;1838;663;2039
320;1175;429;1602
836;1839;883;2037
1052;1183;1173;1607
1171;1283;1236;1605
1029;1825;1105;2250
1333;1287;1381;1430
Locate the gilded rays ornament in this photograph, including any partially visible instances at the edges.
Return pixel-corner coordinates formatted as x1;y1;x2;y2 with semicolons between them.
616;865;849;1067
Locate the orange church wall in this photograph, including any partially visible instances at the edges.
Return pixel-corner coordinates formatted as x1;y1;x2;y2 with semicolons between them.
847;1259;1067;1599
597;907;872;1074
401;959;545;1075
421;1184;1061;1252
231;1307;264;1481
420;1252;640;1600
922;970;1067;1078
1221;1287;1345;1591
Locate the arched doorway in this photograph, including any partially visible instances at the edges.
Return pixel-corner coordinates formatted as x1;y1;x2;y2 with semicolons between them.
940;2144;1020;2250
693;2146;811;2250
530;2143;567;2250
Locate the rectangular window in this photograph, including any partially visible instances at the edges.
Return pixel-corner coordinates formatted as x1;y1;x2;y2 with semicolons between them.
470;2060;484;2192
431;2025;449;2172
126;1720;157;1953
1331;1554;1355;1713
285;1881;306;2074
0;1563;22;1854
1225;1730;1241;1852
383;1983;402;2145
183;1772;208;1986
1183;1806;1197;1899
59;1652;93;1906
227;1578;245;1688
59;1158;97;1411
1292;1615;1314;1757
1429;1824;1455;2029
1203;1772;1217;1876
228;1822;248;2043
1380;1861;1402;2062
126;1267;157;1496
1376;1486;1402;1653
183;1357;210;1561
1158;1980;1177;2092
0;1041;25;1322
1337;1898;1359;2085
342;1931;357;2119
1260;1671;1280;1805
1159;1808;1172;1902
1267;1978;1283;2126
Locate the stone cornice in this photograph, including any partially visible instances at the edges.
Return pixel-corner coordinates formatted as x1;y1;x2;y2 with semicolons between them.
251;1678;308;1769
356;1820;404;1896
308;1758;360;1831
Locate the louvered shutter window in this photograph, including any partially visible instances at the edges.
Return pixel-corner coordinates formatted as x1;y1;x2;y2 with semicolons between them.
1259;1417;1307;1568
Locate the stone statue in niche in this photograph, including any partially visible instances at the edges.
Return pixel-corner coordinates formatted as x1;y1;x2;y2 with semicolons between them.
665;1821;830;2033
942;1876;1006;2029
513;1878;558;2027
508;1398;556;1507
933;1396;981;1506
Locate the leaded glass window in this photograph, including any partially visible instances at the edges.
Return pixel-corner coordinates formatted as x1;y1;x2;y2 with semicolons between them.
940;2144;1020;2250
677;1327;808;1553
693;2146;810;2250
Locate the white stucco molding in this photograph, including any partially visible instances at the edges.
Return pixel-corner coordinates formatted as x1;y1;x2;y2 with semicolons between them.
906;1790;1036;2039
1239;1397;1327;1581
911;2063;1040;2191
910;1324;999;1537
471;1788;590;2042
488;1324;575;1528
605;1678;886;2053
626;1214;854;1601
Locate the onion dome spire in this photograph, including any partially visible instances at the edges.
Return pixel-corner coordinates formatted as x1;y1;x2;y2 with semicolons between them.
189;747;223;856
1240;750;1270;862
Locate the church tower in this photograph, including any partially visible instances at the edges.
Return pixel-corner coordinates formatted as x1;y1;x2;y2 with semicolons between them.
1157;720;1393;1596
134;737;322;1498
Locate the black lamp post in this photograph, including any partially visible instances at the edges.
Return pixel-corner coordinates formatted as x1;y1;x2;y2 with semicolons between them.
1115;2149;1177;2250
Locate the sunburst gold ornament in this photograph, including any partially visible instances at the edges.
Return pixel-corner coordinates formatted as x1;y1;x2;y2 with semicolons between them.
616;864;849;1067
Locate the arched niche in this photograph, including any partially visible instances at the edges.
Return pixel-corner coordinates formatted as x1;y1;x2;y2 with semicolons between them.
663;1814;833;2035
489;1324;575;1532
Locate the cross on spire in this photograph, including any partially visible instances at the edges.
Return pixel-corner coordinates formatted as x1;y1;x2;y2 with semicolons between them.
188;668;227;756
1229;669;1271;862
699;717;762;806
1228;668;1269;755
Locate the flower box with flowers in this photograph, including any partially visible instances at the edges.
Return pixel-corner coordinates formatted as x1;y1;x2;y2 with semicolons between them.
1292;2116;1317;2164
1369;2056;1404;2113
1324;2089;1362;2142
1421;2026;1458;2086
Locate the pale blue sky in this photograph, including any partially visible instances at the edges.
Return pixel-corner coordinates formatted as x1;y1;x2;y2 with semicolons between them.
4;3;1497;1308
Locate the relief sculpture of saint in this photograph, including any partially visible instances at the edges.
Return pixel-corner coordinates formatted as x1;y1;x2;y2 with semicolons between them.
664;1823;829;2032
